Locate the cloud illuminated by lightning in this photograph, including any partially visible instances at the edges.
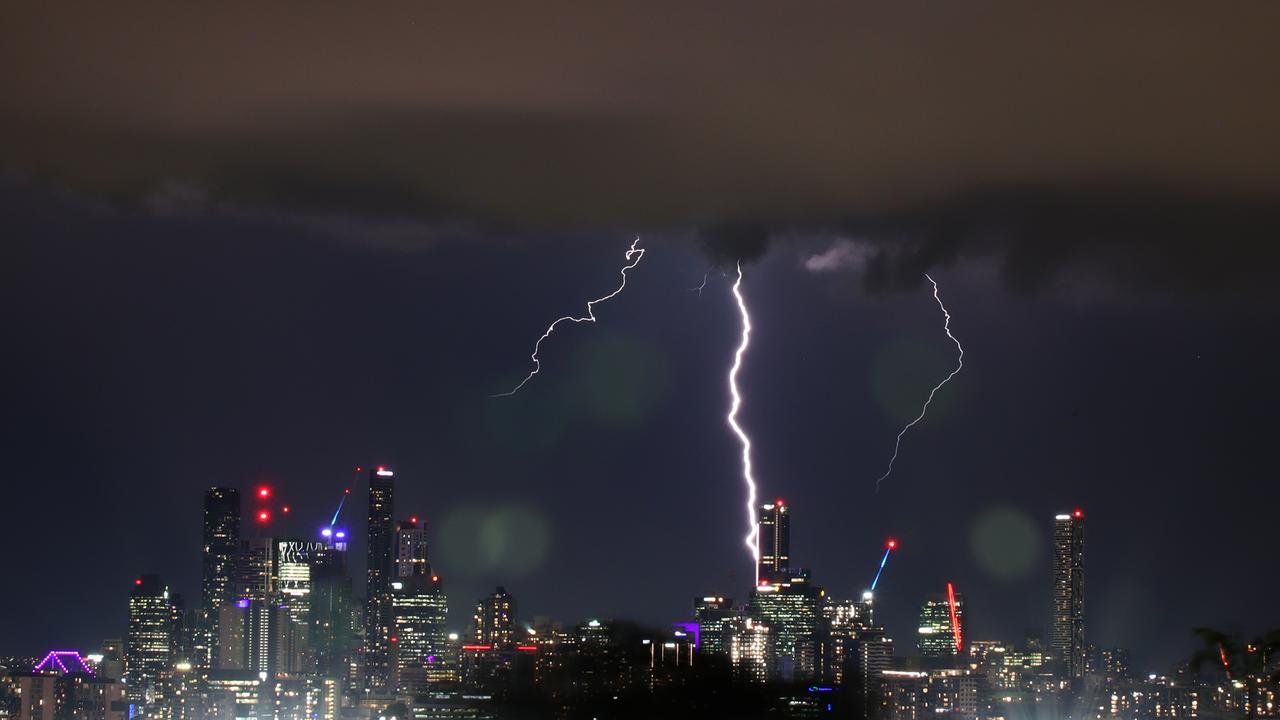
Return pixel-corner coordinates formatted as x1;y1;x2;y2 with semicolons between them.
874;273;965;490
492;237;646;397
726;262;761;580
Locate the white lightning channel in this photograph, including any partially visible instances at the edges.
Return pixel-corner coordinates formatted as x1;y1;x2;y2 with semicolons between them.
691;271;711;296
726;262;761;580
492;237;646;397
874;273;965;490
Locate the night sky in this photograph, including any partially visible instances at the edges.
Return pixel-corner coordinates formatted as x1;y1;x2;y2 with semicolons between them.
2;3;1278;673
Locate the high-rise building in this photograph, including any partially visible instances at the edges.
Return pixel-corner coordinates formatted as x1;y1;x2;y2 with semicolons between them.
918;587;966;660
692;596;734;657
474;587;516;648
726;617;773;683
394;518;430;578
201;487;241;670
750;580;823;681
852;628;894;719
389;574;449;694
1051;509;1085;680
216;598;293;676
125;575;176;707
309;541;354;681
15;654;126;720
756;500;790;585
364;466;395;691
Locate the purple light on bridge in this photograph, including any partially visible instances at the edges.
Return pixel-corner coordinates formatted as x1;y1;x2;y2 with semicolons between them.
34;650;94;675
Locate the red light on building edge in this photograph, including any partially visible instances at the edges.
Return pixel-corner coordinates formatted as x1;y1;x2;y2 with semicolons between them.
257;510;270;522
134;578;142;586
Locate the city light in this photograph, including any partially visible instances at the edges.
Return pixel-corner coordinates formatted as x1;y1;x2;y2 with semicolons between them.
34;651;94;675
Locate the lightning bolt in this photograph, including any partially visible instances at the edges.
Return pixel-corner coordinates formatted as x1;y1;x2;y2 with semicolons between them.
874;273;964;490
726;262;761;581
691;271;710;297
492;238;646;397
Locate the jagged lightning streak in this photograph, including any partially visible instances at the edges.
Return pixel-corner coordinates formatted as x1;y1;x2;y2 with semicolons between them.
874;273;965;490
691;271;711;296
726;263;761;581
492;238;646;397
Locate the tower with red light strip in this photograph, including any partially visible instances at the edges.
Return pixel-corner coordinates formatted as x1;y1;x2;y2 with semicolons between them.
1052;509;1086;680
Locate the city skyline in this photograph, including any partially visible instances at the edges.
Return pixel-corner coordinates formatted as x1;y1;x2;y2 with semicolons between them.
3;2;1279;708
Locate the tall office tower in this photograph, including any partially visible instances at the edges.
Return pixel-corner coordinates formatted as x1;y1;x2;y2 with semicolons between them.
201;487;240;670
309;542;353;680
473;587;516;648
756;500;791;585
389;574;448;694
726;617;774;683
125;575;175;706
232;538;272;602
394;518;431;578
692;595;735;657
918;588;966;660
821;596;874;685
750;580;823;681
852;628;894;720
364;466;396;691
1052;509;1086;680
216;599;292;676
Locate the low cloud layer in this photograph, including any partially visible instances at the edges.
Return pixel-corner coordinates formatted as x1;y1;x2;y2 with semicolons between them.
3;2;1279;292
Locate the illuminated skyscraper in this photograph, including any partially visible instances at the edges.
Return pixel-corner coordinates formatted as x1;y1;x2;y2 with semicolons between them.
474;587;516;648
692;595;734;657
125;575;175;706
1052;509;1086;680
394;518;430;578
750;580;823;681
389;574;448;694
757;500;790;585
918;588;966;660
364;466;395;691
201;487;240;669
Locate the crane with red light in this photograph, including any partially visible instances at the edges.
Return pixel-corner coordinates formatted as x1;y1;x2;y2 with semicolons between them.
870;538;897;591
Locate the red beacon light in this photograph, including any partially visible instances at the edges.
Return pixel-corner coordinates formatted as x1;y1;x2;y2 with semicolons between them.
410;516;419;525
1073;509;1084;519
134;578;143;586
257;510;271;523
282;506;291;513
257;486;271;499
887;538;898;549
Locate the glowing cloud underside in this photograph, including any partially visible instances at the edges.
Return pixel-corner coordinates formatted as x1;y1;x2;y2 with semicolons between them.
492;238;646;397
726;263;761;580
874;273;965;490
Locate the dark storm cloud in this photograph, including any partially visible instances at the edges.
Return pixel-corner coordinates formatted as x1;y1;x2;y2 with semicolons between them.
3;2;1280;287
